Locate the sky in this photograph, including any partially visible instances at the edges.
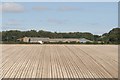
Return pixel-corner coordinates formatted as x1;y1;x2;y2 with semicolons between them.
1;2;118;35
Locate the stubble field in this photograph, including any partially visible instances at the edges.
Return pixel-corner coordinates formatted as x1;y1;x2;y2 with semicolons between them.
1;44;118;79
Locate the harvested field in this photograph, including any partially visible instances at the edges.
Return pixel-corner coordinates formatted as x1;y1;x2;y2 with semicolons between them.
1;44;118;78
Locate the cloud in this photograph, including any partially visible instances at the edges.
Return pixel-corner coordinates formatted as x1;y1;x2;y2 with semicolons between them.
58;6;80;11
33;6;80;12
2;19;23;30
3;20;22;26
33;6;49;11
0;3;24;13
47;18;67;25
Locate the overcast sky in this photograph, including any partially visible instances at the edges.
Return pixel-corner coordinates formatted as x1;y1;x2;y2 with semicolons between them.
1;2;118;35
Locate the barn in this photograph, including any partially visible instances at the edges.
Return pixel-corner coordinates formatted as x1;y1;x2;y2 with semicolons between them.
22;37;50;43
18;37;92;43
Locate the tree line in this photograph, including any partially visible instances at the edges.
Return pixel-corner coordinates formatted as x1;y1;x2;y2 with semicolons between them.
1;28;120;44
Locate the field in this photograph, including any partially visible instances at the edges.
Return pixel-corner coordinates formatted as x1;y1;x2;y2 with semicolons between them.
1;44;118;78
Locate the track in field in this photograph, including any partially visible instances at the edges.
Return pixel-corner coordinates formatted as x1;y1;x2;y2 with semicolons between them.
1;44;118;78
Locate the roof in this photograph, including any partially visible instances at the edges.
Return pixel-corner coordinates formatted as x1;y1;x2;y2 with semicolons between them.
28;37;49;39
23;37;91;42
80;38;91;42
49;38;80;42
28;37;50;42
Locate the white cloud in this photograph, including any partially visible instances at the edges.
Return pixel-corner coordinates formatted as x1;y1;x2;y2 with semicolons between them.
3;20;21;26
33;6;49;11
0;3;24;13
33;6;80;12
58;6;80;11
47;18;68;25
2;19;22;30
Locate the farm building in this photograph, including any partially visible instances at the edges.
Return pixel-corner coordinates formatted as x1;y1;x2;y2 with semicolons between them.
17;37;92;43
22;37;49;43
18;37;50;43
28;37;49;43
49;38;80;43
79;38;92;43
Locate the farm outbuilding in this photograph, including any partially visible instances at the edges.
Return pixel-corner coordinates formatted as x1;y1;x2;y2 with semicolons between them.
22;37;50;43
49;38;80;43
18;37;92;43
79;38;92;43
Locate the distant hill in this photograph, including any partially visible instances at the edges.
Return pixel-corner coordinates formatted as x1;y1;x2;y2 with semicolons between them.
2;30;94;41
1;27;120;44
